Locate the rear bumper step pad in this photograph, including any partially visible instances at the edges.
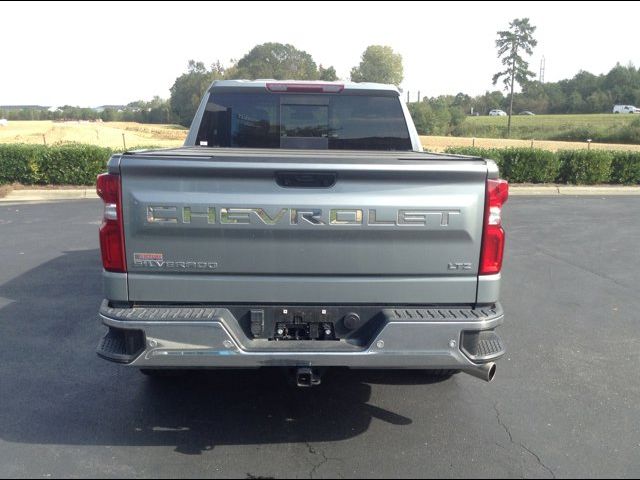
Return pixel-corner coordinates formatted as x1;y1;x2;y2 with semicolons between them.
97;301;504;368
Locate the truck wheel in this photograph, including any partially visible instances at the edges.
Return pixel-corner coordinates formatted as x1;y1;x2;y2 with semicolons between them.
425;369;460;378
139;369;185;377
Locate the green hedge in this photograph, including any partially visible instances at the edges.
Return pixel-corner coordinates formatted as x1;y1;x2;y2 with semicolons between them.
557;150;612;184
0;144;47;184
611;151;640;184
445;146;640;184
38;144;114;184
0;143;114;185
1;143;639;186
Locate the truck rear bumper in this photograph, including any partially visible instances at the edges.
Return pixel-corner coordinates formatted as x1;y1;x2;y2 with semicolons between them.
97;301;505;370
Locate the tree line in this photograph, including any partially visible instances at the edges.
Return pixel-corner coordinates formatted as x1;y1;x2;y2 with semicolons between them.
409;17;640;136
3;35;639;136
0;96;171;124
168;43;404;126
0;43;404;127
407;62;640;136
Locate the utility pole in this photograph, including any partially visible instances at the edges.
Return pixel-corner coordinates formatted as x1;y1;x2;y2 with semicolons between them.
539;55;546;84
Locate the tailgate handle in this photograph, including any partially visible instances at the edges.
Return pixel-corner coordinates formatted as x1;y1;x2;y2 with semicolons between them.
276;171;336;188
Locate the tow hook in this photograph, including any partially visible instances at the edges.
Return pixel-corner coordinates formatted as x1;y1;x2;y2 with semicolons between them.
295;367;322;387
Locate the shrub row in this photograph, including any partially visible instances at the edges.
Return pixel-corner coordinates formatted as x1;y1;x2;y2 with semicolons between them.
444;146;640;184
0;143;638;186
0;143;145;185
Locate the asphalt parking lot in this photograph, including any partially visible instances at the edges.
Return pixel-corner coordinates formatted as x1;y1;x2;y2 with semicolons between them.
0;197;639;478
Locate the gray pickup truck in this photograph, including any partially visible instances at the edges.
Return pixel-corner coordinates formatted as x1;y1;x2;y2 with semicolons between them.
96;80;508;386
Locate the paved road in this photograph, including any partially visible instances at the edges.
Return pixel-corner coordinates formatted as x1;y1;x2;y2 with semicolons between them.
0;198;638;478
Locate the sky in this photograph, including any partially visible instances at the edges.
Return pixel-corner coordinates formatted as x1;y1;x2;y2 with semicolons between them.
1;0;639;107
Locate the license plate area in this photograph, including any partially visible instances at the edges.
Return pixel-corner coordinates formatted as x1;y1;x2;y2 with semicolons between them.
271;308;336;341
274;320;336;341
234;305;385;344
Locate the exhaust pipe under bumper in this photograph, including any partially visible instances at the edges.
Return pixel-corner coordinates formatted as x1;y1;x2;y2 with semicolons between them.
463;362;497;382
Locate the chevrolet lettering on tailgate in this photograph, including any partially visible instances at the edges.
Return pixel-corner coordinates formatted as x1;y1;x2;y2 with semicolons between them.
145;206;461;228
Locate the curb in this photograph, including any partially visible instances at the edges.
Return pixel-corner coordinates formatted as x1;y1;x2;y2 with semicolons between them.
0;188;98;202
510;185;640;196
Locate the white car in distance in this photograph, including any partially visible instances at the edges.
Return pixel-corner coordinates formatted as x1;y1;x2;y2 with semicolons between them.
613;105;639;114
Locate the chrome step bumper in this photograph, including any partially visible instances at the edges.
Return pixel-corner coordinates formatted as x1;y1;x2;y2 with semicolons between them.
97;301;505;369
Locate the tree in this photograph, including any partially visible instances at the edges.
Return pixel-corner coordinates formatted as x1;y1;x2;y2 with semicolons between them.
492;18;537;136
567;91;585;113
604;63;636;103
100;108;117;122
472;91;506;115
572;70;599;99
169;60;225;126
586;90;611;113
350;45;403;86
452;92;473;114
408;96;467;136
226;43;322;80
318;65;338;81
407;101;434;135
146;96;172;124
516;81;550;113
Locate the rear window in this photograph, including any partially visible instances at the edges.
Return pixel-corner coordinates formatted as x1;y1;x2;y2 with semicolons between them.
196;92;412;151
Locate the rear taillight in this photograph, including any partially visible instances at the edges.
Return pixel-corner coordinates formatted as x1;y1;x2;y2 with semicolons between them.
479;178;509;275
97;173;126;272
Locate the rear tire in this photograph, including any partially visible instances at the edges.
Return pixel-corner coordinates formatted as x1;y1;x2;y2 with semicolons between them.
139;369;186;377
425;369;461;379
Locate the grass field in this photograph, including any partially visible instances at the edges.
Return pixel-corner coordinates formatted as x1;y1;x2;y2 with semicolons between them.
421;135;640;152
1;119;639;154
456;113;640;143
0;121;187;149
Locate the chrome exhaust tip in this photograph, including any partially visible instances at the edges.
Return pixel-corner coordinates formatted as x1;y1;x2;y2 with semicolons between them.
463;362;497;382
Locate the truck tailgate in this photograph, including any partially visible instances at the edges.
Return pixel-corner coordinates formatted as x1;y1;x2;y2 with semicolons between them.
118;150;487;304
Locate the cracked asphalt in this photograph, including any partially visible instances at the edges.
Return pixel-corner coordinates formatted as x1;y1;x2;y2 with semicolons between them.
0;197;639;478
